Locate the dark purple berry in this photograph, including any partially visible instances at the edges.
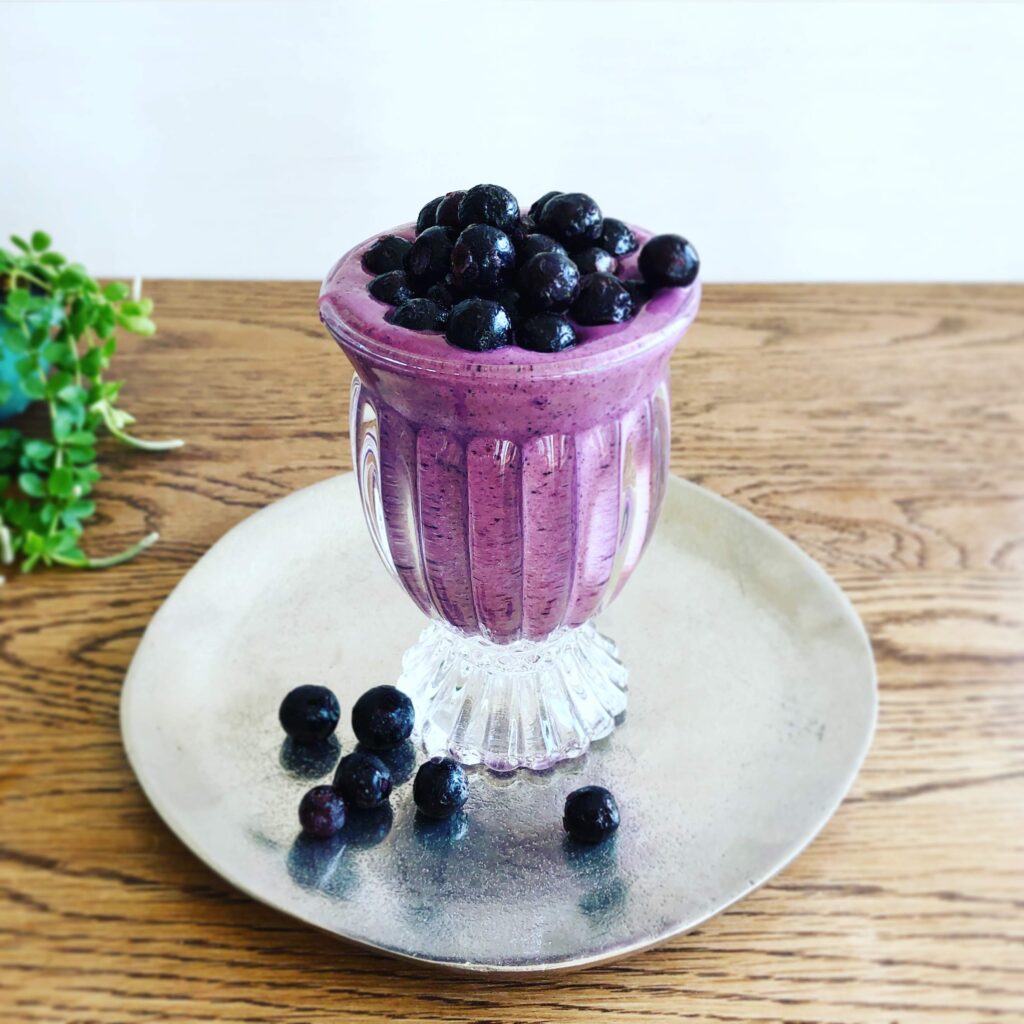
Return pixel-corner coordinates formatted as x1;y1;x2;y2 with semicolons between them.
563;785;619;843
298;785;347;838
638;234;700;288
516;233;567;264
451;224;516;293
572;247;617;276
425;281;458;308
457;184;520;232
351;685;415;750
435;190;467;229
413;757;469;819
333;751;393;810
279;685;340;744
598;218;638;256
517;251;580;313
528;191;562;221
446;298;514;351
405;225;455;288
493;286;522;321
623;278;654;309
416;196;443;234
361;234;412;275
537;192;602;248
518;313;577;353
385;298;447;331
571;272;635;325
368;270;415;305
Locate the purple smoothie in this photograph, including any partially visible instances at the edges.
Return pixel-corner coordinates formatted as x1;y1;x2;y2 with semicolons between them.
320;223;700;643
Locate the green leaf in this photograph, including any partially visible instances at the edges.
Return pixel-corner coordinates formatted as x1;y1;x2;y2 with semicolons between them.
40;252;65;268
5;288;32;313
57;382;87;405
80;347;105;377
47;466;75;497
56;267;86;291
53;408;75;441
17;472;46;498
23;439;54;461
10;235;30;254
19;376;46;400
31;231;51;252
102;281;131;302
94;303;116;339
1;329;29;354
41;340;70;364
66;430;96;447
118;314;156;337
0;382;10;405
67;445;96;464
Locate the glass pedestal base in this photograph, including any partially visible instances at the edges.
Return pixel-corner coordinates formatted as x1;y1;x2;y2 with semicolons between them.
397;620;629;772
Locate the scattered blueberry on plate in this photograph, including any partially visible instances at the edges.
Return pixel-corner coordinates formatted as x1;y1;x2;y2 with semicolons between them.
563;785;620;843
351;684;415;750
413;757;470;819
279;684;341;745
298;784;347;838
333;750;393;810
357;184;698;351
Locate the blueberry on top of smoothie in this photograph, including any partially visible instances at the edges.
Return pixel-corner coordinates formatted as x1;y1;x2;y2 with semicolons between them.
406;225;456;288
458;184;520;232
572;246;617;276
536;192;603;249
518;312;577;353
386;298;448;332
446;297;514;351
516;233;568;264
598;217;638;256
451;224;516;294
571;272;636;326
517;251;581;313
361;234;412;275
436;190;467;229
563;785;620;843
416;196;443;235
351;685;415;750
279;684;341;744
368;269;415;306
639;234;700;288
529;190;563;221
413;756;469;819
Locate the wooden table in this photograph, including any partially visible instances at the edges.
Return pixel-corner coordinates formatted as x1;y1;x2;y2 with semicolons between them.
2;282;1022;1023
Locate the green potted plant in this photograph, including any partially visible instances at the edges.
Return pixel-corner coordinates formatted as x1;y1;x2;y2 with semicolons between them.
0;231;182;583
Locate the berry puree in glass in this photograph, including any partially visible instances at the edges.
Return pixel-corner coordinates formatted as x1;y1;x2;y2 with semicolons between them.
320;222;700;643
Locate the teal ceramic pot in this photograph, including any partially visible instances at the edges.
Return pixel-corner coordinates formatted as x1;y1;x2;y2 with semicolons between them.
0;332;33;421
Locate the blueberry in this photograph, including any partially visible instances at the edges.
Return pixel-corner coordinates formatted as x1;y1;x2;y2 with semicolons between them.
516;233;567;264
445;297;514;351
351;685;415;750
563;785;620;843
517;251;580;313
361;234;412;275
571;272;635;325
638;234;700;288
622;278;653;309
413;757;469;819
435;190;467;229
528;190;562;221
333;751;393;810
425;280;458;308
537;192;602;248
458;184;520;232
368;270;415;305
405;225;456;289
279;685;341;744
450;224;516;294
493;286;522;321
385;298;447;331
518;313;577;353
416;196;443;234
599;217;638;257
572;247;617;276
298;784;347;838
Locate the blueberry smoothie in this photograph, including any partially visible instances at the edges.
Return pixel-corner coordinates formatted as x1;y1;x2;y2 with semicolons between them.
320;187;700;644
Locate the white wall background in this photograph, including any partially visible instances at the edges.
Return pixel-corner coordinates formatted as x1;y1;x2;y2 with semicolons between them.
2;1;1022;282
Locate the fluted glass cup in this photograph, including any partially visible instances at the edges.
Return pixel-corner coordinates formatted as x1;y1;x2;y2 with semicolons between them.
320;225;700;770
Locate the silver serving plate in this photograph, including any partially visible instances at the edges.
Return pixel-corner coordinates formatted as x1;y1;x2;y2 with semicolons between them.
121;473;876;973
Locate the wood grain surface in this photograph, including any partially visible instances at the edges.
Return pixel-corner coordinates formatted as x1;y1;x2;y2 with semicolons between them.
2;282;1022;1023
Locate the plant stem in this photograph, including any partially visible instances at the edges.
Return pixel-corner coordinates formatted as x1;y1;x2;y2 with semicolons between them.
53;530;159;570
